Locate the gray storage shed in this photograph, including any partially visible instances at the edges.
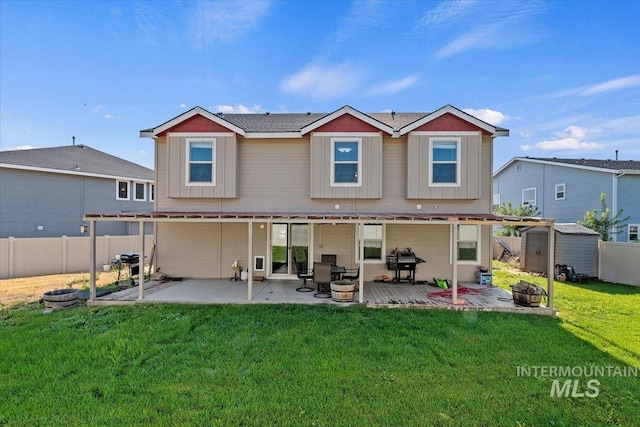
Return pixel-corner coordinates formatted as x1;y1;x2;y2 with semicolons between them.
521;223;600;277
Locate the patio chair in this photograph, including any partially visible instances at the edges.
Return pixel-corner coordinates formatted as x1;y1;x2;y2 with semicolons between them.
294;257;314;292
313;261;333;298
341;266;360;291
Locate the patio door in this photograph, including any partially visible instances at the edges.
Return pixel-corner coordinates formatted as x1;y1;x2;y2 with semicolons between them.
271;223;309;277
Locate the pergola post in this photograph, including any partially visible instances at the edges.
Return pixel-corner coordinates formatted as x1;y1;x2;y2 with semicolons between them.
248;221;253;301
451;223;459;304
89;219;97;301
358;222;365;304
138;220;145;300
547;222;555;310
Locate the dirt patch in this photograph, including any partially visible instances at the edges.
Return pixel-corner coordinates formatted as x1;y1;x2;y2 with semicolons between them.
1;270;120;309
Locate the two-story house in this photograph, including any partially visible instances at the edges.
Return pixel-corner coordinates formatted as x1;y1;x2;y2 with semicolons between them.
85;105;555;305
493;157;640;242
0;144;154;238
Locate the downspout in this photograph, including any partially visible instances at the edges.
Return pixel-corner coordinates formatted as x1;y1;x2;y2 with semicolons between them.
248;221;253;301
358;222;365;303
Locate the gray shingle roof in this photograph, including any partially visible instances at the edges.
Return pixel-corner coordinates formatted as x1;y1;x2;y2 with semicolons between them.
0;145;154;180
528;157;640;171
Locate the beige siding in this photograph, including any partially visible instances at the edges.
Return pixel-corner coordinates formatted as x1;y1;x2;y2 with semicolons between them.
310;134;382;199
312;223;355;268
406;133;482;199
166;134;237;199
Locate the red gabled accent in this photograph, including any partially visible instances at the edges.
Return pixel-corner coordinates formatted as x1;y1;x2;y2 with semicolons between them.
415;112;490;135
158;114;234;136
313;113;384;134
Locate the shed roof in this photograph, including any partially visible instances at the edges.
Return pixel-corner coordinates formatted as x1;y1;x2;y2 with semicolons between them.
0;145;154;181
525;223;600;235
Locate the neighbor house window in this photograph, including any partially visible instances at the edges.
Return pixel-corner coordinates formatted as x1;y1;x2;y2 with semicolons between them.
187;139;215;184
522;187;536;206
629;225;639;242
134;182;146;201
457;224;479;263
116;180;129;200
555;183;566;200
429;138;460;186
331;139;361;186
356;224;384;261
492;194;501;211
150;184;155;202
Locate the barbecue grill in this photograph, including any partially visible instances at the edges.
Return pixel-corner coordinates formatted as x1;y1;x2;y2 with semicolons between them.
114;252;140;285
386;249;425;283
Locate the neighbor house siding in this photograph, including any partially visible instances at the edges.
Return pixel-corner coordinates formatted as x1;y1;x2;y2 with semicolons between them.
0;168;150;238
617;175;640;242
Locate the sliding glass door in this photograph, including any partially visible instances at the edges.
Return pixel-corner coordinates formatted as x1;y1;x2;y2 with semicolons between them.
271;223;309;276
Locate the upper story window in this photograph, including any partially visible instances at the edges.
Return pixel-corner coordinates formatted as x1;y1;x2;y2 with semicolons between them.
629;225;639;242
522;187;536;206
116;180;129;200
331;139;361;186
429;137;460;186
555;183;566;200
187;138;215;185
134;182;146;201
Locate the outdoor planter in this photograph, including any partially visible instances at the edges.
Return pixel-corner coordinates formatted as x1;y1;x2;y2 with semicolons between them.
511;281;544;307
330;280;356;302
42;289;79;310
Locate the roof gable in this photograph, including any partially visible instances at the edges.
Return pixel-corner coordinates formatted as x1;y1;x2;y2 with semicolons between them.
159;113;236;135
300;105;394;135
399;105;505;136
144;106;245;138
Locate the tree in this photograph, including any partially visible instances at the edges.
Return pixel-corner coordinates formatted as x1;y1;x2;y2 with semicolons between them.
579;192;630;241
493;201;541;236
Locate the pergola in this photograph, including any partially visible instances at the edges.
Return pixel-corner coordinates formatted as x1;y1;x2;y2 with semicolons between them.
84;212;555;309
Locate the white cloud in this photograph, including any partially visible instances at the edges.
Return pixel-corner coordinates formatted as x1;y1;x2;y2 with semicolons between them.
581;74;640;96
424;1;545;59
179;103;187;109
520;144;531;151
280;62;365;100
216;104;263;114
368;75;419;95
189;0;271;47
419;0;477;28
90;105;106;114
551;74;640;98
464;108;509;125
535;125;603;151
1;145;35;151
104;114;115;120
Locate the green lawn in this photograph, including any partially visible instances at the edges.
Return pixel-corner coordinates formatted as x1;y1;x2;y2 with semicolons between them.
1;266;639;426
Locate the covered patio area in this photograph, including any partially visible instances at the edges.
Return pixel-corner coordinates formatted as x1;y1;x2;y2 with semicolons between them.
87;278;555;315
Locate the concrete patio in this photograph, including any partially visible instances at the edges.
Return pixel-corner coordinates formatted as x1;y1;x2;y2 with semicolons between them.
87;278;555;315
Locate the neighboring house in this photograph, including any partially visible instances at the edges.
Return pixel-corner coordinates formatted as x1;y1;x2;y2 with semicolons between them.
86;105;554;303
493;157;640;242
0;144;154;237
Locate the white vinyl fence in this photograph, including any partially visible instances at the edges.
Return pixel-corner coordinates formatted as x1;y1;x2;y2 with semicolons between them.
1;235;153;280
598;241;640;287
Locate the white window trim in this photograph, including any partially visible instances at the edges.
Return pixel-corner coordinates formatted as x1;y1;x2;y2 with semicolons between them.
492;194;501;206
149;184;155;202
355;223;386;263
629;224;639;242
555;183;566;200
133;182;146;201
116;180;130;201
428;137;461;187
522;187;536;206
331;138;362;187
452;224;481;265
186;138;216;186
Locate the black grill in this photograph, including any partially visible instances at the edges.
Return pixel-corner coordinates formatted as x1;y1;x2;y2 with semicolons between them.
386;249;425;284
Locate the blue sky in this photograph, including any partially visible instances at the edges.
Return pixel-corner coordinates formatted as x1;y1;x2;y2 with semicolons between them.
1;0;639;170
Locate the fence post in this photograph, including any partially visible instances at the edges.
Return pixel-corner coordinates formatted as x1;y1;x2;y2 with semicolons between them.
62;235;68;274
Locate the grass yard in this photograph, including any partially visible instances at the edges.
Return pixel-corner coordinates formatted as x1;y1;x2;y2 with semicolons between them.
1;265;639;426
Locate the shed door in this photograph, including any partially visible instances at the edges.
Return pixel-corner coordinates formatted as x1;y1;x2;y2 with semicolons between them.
525;233;548;274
